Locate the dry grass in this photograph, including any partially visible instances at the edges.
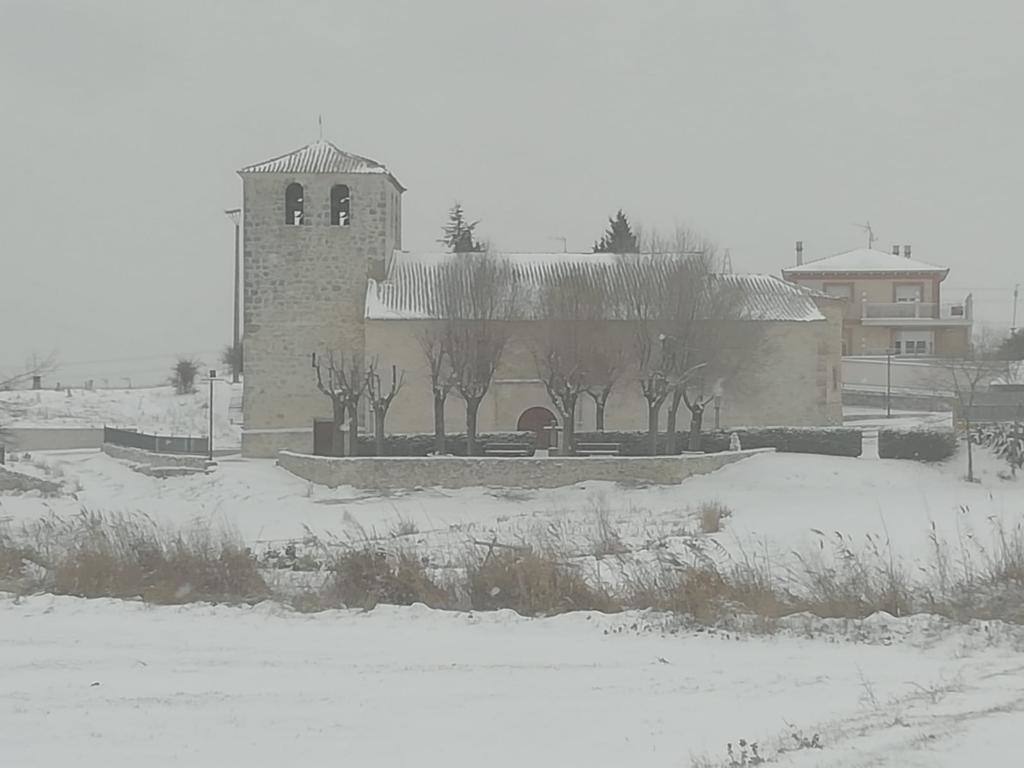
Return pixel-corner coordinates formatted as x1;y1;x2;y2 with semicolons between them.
319;546;452;611
696;500;733;534
2;511;267;604
5;504;1024;629
466;544;620;616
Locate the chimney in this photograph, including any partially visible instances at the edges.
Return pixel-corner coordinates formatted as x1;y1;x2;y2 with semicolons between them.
903;244;912;259
795;240;803;266
892;245;900;256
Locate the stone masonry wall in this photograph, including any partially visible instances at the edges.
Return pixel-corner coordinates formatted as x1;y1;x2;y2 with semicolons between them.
278;448;772;490
365;316;844;437
102;443;214;470
241;170;402;457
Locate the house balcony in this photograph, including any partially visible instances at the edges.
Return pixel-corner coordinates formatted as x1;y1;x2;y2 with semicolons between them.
860;298;972;326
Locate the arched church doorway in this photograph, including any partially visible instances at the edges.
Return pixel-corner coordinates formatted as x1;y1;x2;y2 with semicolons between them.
517;407;558;449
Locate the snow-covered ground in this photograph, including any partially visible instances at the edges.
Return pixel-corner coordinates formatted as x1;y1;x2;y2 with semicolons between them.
3;443;1020;571
3;595;1024;767
0;383;242;447
3;408;1024;766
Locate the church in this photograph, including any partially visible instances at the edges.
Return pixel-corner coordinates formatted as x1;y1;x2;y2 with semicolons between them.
237;140;844;458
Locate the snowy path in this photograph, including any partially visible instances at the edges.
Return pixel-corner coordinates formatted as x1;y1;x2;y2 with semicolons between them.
2;596;1023;767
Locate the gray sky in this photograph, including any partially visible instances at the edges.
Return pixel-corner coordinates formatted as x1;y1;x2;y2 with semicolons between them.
2;0;1021;385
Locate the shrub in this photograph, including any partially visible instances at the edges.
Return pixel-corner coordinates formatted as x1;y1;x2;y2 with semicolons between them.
353;431;536;457
323;546;451;610
11;512;267;604
877;428;957;461
466;546;618;615
700;427;862;457
973;423;1024;474
573;427;862;457
696;500;732;534
171;358;202;395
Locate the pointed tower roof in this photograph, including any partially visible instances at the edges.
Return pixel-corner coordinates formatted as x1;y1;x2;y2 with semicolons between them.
238;140;404;190
782;247;948;278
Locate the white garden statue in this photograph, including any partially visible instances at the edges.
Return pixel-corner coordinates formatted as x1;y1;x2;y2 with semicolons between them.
729;432;742;452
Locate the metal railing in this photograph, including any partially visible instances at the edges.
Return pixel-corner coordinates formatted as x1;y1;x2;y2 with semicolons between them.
103;426;208;455
862;302;969;320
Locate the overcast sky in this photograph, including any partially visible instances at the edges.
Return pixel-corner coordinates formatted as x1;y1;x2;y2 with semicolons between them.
1;0;1021;384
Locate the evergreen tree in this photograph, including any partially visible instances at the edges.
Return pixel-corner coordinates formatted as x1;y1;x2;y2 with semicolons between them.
593;210;639;253
998;329;1024;360
439;202;484;253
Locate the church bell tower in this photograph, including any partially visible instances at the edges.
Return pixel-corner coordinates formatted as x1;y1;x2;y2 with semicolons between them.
237;140;404;457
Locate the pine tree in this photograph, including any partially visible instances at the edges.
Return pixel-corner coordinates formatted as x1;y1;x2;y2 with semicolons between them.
593;210;639;253
998;329;1024;360
439;202;484;253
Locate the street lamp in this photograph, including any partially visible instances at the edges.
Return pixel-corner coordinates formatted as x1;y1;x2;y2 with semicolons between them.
224;208;242;384
208;369;217;461
1012;283;1020;336
885;347;894;418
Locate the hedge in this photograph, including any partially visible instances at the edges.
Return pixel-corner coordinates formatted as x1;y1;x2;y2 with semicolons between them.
572;427;862;457
353;431;537;457
877;429;957;462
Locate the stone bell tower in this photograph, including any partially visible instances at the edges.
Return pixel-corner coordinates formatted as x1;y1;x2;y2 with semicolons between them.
237;140;404;457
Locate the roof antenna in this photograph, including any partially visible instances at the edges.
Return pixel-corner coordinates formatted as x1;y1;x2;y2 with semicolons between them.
318;114;324;141
852;220;877;249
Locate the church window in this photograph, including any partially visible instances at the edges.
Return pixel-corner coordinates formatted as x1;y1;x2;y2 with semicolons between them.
285;183;304;225
331;185;351;226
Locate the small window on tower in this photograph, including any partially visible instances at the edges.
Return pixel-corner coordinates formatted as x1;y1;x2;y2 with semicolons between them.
285;183;304;225
331;185;351;226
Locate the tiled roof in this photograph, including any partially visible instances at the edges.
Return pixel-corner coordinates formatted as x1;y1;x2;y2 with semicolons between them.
782;248;948;276
238;140;405;189
365;251;827;322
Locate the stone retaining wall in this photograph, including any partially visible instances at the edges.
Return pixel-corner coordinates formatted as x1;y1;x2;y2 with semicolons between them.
2;427;105;451
101;443;214;471
278;448;772;490
0;466;61;495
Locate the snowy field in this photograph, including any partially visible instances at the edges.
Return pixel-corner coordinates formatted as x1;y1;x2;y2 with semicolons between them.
2;441;1019;572
0;383;242;447
3;415;1024;766
3;595;1024;767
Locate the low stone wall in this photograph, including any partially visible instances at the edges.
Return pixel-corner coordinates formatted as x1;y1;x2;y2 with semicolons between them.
242;428;313;459
101;443;214;471
0;466;61;495
278;448;773;490
2;427;105;451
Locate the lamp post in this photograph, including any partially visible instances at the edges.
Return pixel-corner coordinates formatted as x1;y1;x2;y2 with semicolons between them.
886;347;893;418
1013;283;1020;336
208;369;216;461
225;208;242;384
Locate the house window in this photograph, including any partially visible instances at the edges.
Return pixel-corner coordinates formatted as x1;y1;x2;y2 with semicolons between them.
895;284;923;302
330;185;351;226
823;283;853;300
285;183;304;225
894;330;933;356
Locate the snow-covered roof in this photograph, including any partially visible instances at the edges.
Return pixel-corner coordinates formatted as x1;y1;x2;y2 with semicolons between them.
782;248;948;277
238;140;405;189
365;251;828;322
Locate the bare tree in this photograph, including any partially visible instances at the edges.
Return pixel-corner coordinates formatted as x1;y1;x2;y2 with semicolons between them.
531;263;608;455
443;253;518;456
313;352;366;456
365;358;404;456
584;341;625;432
418;325;455;454
621;254;674;455
942;338;1010;482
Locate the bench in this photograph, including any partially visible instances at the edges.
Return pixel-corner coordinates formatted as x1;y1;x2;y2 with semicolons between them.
575;442;620;456
483;442;532;457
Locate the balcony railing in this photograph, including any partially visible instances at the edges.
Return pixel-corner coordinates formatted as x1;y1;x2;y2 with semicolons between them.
862;302;970;321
